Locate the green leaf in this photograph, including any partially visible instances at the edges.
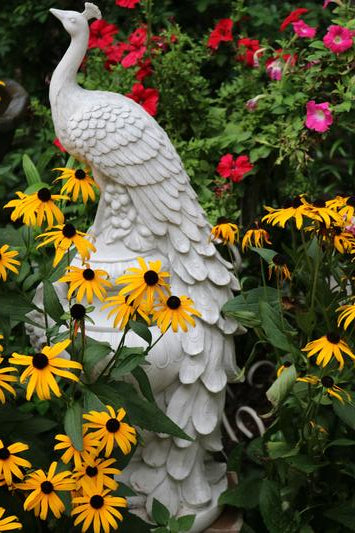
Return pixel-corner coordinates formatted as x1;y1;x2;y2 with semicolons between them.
333;393;355;430
64;402;83;452
266;365;297;407
259;480;296;533
250;247;277;263
152;499;170;526
43;280;65;322
177;515;195;531
132;366;155;403
325;438;355;449
0;288;38;322
90;382;192;441
219;479;262;509
259;301;296;353
267;441;299;459
22;154;41;185
324;504;355;531
111;348;145;380
128;320;152;345
222;287;280;317
83;389;107;412
25;182;50;194
82;336;113;375
284;454;324;474
227;442;245;472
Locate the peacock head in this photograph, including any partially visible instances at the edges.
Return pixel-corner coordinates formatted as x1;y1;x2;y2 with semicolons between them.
50;3;101;38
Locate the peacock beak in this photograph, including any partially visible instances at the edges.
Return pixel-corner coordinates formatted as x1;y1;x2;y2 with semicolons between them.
49;8;67;21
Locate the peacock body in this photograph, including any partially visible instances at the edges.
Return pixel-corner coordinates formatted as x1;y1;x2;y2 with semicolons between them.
46;3;242;530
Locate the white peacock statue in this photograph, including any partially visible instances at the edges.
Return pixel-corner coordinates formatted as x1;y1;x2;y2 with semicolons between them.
32;3;243;530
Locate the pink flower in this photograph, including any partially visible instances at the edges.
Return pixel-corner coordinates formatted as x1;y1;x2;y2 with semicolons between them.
116;0;140;7
323;0;343;8
266;49;297;81
323;25;354;54
292;20;316;38
217;154;254;183
88;20;119;50
246;98;259;111
121;26;147;68
126;83;159;116
53;138;66;152
305;101;333;133
207;19;234;50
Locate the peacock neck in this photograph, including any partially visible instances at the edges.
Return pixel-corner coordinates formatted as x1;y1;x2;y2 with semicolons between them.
50;30;88;109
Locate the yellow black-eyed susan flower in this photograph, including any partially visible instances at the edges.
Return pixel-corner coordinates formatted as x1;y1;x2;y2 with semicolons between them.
0;335;3;354
301;332;355;371
0;507;22;531
0;440;31;485
305;198;343;228
9;339;82;401
59;265;112;304
0;245;20;282
83;405;137;458
71;483;127;533
4;188;67;228
210;218;239;245
268;254;291;282
36;223;96;267
117;257;170;306
338;195;355;222
297;374;350;403
242;225;271;252
332;226;355;254
102;293;150;330
54;431;101;470
73;457;121;492
325;194;348;210
17;461;75;520
337;303;355;331
153;295;201;333
53;167;97;204
262;195;310;230
0;358;17;404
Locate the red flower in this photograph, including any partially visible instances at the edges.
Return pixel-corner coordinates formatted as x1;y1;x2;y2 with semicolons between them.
88;19;119;50
207;19;234;50
265;48;297;80
126;83;159;116
280;8;308;32
121;26;147;68
104;43;129;69
217;154;253;183
236;38;261;67
135;58;153;81
53;138;66;153
115;0;140;7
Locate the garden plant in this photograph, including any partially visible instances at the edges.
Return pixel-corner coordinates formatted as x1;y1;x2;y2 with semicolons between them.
0;0;355;532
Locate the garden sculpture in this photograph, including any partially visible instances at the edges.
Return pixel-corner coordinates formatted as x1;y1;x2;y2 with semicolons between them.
33;3;243;530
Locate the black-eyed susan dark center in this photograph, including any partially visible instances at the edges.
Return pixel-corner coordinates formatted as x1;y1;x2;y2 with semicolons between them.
313;199;326;208
41;480;54;494
144;270;159;286
283;196;302;209
0;447;10;460
106;418;120;433
167;296;181;310
334;226;342;235
346;196;355;207
37;188;52;202
90;495;104;509
75;169;86;180
32;352;49;370
62;224;76;239
326;332;341;344
216;216;230;224
273;254;287;266
283;361;291;368
83;268;95;281
86;466;98;477
70;304;86;320
321;376;334;388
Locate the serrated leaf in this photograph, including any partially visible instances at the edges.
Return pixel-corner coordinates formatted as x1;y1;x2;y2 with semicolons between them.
128;320;152;344
64;402;83;451
152;498;170;526
266;365;297;407
22;154;41;185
